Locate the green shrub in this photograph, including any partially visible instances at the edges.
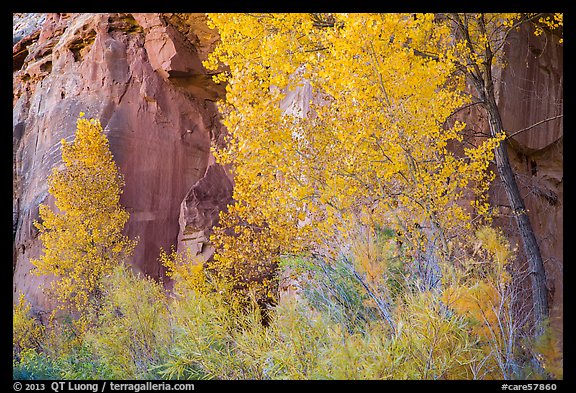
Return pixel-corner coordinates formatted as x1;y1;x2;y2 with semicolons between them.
14;224;547;380
13;327;110;380
159;283;270;380
84;263;174;379
281;255;380;334
13;349;57;380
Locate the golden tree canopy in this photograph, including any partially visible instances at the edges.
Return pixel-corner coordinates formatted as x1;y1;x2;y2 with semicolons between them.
32;114;135;315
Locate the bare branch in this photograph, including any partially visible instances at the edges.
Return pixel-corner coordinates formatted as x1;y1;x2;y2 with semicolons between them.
303;46;329;53
505;114;563;140
445;100;486;121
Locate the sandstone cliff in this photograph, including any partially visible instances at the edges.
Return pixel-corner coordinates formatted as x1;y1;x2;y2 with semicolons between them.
13;13;231;312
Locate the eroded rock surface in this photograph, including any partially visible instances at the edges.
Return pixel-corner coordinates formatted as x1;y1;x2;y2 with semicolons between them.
177;163;234;261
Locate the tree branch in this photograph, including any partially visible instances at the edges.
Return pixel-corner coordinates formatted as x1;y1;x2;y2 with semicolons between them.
443;100;486;127
505;114;563;140
492;13;545;56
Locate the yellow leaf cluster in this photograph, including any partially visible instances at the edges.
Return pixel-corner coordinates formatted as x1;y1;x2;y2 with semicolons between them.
160;247;210;295
13;293;45;357
534;13;563;43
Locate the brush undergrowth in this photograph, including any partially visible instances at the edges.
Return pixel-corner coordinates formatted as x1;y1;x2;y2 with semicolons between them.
13;227;561;380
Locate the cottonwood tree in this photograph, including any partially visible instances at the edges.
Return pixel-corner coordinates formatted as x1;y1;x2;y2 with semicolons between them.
203;14;503;312
436;13;562;337
204;13;562;340
32;114;136;322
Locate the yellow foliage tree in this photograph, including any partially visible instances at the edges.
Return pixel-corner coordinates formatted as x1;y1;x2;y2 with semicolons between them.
203;13;504;305
31;114;136;320
438;12;562;337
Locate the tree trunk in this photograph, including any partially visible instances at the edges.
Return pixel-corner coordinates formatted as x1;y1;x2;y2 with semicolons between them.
484;90;549;336
454;10;551;337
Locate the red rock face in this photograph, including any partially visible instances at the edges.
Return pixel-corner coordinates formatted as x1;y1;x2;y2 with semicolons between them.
13;13;227;312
